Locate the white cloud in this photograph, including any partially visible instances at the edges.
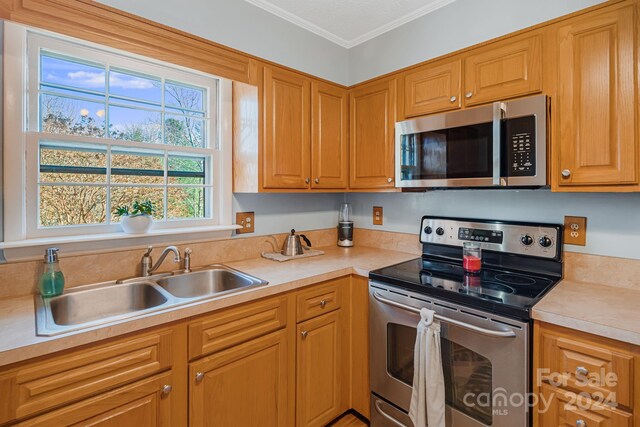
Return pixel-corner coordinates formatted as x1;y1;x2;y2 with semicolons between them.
67;71;105;88
65;70;157;91
109;74;156;90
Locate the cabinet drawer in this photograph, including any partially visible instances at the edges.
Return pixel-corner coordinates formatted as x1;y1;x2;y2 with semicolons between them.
541;331;634;409
540;383;632;427
188;295;288;360
296;278;345;322
0;329;173;424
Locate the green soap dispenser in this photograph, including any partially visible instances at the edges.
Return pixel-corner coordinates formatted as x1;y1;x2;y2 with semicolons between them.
39;247;65;297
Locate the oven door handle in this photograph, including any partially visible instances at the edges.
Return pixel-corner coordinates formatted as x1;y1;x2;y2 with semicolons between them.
374;399;409;427
492;101;506;186
373;292;517;338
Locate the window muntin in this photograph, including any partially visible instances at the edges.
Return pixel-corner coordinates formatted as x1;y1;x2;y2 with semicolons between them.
21;31;223;238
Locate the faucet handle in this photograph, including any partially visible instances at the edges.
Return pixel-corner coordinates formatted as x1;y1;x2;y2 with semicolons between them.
144;245;153;256
185;248;193;255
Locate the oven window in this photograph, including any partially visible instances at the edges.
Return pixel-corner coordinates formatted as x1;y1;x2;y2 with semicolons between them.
387;323;493;425
400;122;493;181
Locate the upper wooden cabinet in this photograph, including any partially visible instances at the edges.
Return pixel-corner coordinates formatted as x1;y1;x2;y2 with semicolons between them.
554;5;638;189
403;58;462;117
262;67;311;189
464;35;542;106
311;82;349;189
349;78;397;189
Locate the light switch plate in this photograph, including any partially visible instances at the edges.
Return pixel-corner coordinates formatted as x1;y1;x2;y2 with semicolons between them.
564;216;587;246
373;206;383;225
235;212;255;234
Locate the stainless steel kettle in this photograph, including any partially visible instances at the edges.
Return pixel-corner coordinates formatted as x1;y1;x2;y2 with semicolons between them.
282;229;312;256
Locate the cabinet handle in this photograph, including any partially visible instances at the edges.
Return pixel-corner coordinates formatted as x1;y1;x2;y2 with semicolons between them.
576;366;589;376
561;169;571;178
450;95;457;103
576;420;586;427
387;177;393;183
305;177;310;184
320;299;327;308
314;178;319;184
195;372;204;383
161;384;172;396
301;330;308;338
465;92;473;99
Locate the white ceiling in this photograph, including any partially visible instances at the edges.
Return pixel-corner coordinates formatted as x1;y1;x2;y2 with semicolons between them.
244;0;456;48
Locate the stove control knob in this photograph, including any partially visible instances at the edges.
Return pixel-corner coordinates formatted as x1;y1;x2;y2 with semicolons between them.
436;227;445;236
424;226;433;235
539;236;553;248
521;234;534;246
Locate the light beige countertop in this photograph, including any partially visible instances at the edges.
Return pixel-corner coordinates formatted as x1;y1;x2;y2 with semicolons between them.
532;279;640;345
0;245;417;368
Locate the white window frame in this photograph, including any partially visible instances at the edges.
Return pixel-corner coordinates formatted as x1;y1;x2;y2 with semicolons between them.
3;22;233;243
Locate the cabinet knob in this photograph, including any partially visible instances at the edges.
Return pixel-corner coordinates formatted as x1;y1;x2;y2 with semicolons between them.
301;330;308;338
387;177;393;183
305;177;310;184
161;384;172;396
195;372;204;383
561;169;571;178
320;299;327;308
450;95;457;103
576;366;589;376
576;420;586;427
314;178;319;184
465;92;473;99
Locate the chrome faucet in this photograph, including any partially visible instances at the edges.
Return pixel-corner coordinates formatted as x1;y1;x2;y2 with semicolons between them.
142;245;181;277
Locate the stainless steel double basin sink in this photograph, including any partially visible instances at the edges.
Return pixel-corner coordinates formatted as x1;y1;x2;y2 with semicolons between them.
35;265;268;336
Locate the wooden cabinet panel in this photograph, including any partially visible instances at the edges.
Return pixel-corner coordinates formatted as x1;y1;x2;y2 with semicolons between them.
311;82;349;189
464;35;542;106
262;67;311;189
404;59;462;117
296;310;344;427
0;329;173;424
188;295;288;360
296;278;345;322
17;372;175;427
349;275;370;418
190;329;291;427
555;6;637;187
539;383;632;427
540;326;634;410
349;78;397;189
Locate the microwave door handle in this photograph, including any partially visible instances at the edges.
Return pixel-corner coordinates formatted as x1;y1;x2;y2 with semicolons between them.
372;292;516;338
493;102;506;186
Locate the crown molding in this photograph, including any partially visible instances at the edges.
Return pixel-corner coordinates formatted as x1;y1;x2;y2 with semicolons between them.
244;0;456;49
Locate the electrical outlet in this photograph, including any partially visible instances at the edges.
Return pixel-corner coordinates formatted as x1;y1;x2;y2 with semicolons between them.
373;206;383;225
235;211;255;234
564;216;587;246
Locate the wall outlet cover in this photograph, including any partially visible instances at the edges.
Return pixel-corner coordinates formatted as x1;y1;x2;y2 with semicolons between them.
563;216;587;246
235;211;255;234
373;206;383;225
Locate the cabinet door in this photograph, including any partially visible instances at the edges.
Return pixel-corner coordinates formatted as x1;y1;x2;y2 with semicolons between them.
349;79;396;189
556;6;637;187
311;82;348;189
262;67;310;189
190;329;291;427
404;59;461;117
18;372;176;427
464;35;542;106
297;310;344;427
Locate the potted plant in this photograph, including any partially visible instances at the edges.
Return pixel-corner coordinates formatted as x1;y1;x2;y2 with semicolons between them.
113;200;155;234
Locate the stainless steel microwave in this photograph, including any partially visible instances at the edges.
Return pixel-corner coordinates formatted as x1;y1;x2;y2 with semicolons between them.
395;94;548;189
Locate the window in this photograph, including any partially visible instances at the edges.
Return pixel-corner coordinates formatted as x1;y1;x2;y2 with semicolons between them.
4;24;232;242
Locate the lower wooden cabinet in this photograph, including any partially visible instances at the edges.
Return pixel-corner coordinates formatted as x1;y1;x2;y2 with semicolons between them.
190;329;292;427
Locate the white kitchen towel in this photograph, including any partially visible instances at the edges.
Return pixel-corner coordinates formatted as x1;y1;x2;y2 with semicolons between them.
409;308;446;427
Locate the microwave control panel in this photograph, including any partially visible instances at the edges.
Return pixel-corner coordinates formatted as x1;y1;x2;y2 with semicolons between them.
506;116;536;177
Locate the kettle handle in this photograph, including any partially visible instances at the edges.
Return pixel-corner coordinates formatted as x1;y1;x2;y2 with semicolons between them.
300;234;312;247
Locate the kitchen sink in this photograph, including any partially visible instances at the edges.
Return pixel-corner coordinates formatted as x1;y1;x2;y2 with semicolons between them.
35;265;268;336
156;265;267;299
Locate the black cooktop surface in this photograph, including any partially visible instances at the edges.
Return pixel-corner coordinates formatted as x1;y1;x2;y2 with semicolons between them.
369;257;560;320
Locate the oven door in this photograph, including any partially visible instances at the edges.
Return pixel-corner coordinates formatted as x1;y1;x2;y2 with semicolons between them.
395;102;505;188
369;282;529;427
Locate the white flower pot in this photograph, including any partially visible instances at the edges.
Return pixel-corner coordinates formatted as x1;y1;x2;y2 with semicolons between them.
120;214;153;234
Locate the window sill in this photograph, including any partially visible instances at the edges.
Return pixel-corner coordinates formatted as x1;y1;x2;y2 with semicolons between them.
0;225;242;262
